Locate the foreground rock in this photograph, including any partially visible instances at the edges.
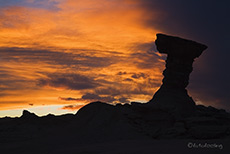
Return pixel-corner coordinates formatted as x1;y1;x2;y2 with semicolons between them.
0;102;230;154
75;102;230;140
1;103;229;144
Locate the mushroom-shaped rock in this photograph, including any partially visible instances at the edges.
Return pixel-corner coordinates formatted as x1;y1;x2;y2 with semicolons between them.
147;34;208;117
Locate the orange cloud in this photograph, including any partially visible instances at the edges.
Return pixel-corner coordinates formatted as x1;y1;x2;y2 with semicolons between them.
0;0;164;115
0;0;159;50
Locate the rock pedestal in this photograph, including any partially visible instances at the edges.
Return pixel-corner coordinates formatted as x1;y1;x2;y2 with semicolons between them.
147;34;207;117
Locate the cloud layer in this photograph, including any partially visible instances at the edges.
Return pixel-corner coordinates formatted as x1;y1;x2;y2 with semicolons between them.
0;0;229;115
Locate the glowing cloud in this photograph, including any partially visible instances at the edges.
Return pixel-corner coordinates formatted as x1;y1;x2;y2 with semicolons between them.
0;0;165;116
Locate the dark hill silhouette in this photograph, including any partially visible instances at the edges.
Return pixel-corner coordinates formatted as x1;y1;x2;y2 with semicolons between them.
0;34;230;154
21;110;38;120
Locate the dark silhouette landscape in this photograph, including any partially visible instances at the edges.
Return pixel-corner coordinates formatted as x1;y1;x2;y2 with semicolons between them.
1;34;230;154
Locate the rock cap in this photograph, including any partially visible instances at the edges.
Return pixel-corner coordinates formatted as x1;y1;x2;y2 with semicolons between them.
155;33;207;58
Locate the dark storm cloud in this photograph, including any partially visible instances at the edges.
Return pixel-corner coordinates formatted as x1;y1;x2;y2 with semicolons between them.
0;47;114;69
82;93;116;103
61;94;131;110
0;47;115;98
189;79;230;110
0;92;8;97
61;104;84;111
139;0;229;39
60;93;117;103
95;86;152;97
0;70;33;91
138;0;230;109
123;78;133;82
95;87;121;96
38;73;100;90
59;97;79;101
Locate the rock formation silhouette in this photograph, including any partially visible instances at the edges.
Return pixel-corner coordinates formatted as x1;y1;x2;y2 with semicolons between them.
147;34;207;117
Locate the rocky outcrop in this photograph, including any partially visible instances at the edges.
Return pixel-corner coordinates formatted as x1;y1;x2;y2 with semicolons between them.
74;101;230;140
147;34;207;117
21;110;38;120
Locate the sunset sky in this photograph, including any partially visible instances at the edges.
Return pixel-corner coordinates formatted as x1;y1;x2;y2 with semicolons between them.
0;0;229;117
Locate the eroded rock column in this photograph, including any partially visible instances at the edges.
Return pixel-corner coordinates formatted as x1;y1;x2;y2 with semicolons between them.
148;34;207;116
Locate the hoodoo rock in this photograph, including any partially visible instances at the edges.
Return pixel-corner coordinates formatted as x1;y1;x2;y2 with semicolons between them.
147;34;208;117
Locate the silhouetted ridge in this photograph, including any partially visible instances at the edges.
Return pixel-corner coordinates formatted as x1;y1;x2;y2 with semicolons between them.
21;110;38;119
